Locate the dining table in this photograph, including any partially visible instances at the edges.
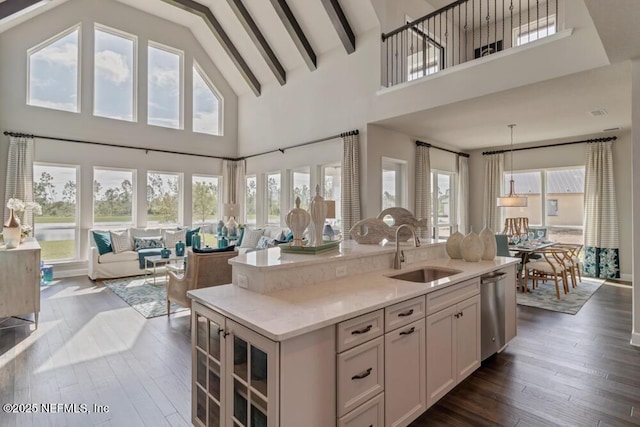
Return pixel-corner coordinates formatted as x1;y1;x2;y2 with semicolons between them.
509;240;556;291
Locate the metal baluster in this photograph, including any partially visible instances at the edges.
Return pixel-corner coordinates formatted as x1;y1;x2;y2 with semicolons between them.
528;0;530;44
458;5;461;66
479;0;481;56
555;0;558;33
547;0;549;36
465;1;468;62
472;0;475;58
502;0;505;52
519;0;522;45
445;8;448;69
536;0;539;40
495;0;497;53
486;0;490;54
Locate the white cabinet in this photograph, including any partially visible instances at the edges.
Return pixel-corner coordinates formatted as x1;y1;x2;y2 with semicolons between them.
385;318;426;427
0;239;41;327
426;291;481;408
192;302;278;427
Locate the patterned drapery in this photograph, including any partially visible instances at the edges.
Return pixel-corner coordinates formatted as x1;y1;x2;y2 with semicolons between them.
583;141;619;278
415;144;431;238
223;159;246;218
4;135;35;226
483;153;504;233
341;132;361;238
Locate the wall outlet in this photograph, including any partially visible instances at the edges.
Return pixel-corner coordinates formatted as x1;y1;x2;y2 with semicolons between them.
237;274;249;289
418;251;428;261
336;265;348;278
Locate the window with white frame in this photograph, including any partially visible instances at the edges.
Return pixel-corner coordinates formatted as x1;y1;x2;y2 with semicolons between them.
193;61;222;136
33;163;80;261
94;24;136;121
291;167;311;210
147;171;182;225
148;42;182;129
381;158;407;211
513;14;556;46
192;175;220;228
406;22;443;81
93;167;135;226
323;164;342;230
266;172;281;226
28;24;80;113
245;175;257;225
503;167;584;243
432;171;455;239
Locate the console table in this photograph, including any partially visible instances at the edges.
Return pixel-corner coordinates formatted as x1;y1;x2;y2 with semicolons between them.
0;238;41;328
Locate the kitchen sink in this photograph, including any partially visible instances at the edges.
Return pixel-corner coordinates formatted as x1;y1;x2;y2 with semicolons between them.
389;267;461;283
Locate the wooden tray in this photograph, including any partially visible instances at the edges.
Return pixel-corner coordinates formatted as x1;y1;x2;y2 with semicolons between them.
279;240;341;255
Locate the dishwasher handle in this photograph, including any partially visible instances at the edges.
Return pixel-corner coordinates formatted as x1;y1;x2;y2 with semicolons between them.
480;271;507;284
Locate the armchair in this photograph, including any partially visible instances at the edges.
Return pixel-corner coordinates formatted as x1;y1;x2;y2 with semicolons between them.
166;248;235;315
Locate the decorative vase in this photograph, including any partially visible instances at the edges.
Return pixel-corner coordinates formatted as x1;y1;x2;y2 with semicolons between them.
160;247;171;259
285;196;311;247
323;223;335;241
460;229;484;262
309;184;327;247
221;225;228;237
175;240;185;257
445;228;464;259
218;236;228;248
227;217;238;238
479;226;497;260
216;220;224;235
2;208;21;249
192;233;201;249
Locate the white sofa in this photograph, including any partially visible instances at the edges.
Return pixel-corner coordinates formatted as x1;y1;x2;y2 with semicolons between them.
236;226;291;254
88;227;179;280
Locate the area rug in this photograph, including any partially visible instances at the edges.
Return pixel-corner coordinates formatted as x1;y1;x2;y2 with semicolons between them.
102;276;188;319
516;277;606;315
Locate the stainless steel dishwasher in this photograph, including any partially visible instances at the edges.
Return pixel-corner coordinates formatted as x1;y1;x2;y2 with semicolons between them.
480;271;507;361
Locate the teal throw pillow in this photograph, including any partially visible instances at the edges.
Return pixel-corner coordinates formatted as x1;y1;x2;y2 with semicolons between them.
92;231;113;255
133;236;164;251
285;231;293;242
237;227;245;247
185;227;201;246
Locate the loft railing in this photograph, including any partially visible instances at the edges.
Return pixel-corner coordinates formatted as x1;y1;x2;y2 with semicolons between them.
381;0;560;87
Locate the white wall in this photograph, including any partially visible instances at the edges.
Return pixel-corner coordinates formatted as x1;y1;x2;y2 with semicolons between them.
631;59;640;346
0;0;238;214
467;130;632;278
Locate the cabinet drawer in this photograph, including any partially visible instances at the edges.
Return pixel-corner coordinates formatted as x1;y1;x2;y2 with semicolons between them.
338;392;384;427
426;278;480;315
337;309;384;353
385;296;425;332
337;336;384;417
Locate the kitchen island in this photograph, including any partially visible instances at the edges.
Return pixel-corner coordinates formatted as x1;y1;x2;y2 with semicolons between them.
188;240;519;427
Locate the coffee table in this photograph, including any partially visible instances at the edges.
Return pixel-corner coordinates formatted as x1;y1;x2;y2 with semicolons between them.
145;252;183;285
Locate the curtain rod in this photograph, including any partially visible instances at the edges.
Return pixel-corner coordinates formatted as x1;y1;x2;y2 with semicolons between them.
240;129;359;160
481;136;617;155
3;131;236;160
4;128;359;161
416;140;470;158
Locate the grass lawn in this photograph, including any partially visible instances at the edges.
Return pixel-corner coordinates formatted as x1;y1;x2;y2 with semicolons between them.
40;240;75;262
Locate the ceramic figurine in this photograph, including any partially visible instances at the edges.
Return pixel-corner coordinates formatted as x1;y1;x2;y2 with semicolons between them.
309;185;328;247
286;197;310;247
175;240;185;257
460;228;483;262
192;233;201;249
160;247;171;258
216;220;224;235
479;226;497;260
446;228;464;259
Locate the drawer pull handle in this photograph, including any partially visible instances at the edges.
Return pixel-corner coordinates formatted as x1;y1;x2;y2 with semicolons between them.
351;368;372;380
351;325;372;335
400;326;416;336
398;309;414;317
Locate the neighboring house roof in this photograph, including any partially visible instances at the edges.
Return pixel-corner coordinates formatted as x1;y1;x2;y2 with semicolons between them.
509;169;585;194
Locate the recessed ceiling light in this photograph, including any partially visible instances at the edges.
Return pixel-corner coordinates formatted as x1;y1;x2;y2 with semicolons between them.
589;109;608;117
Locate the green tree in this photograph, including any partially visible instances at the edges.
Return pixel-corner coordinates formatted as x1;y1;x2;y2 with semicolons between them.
193;181;217;225
246;179;257;219
267;177;280;218
62;180;76;204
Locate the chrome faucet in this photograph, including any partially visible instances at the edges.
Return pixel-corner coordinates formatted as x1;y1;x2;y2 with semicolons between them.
394;224;421;269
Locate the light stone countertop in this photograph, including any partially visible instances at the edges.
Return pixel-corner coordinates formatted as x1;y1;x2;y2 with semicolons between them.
189;256;520;342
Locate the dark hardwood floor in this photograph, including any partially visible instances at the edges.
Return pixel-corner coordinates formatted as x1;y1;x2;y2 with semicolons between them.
0;277;638;426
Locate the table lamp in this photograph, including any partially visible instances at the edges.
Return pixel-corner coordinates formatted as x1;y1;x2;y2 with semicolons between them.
323;200;336;240
223;203;239;237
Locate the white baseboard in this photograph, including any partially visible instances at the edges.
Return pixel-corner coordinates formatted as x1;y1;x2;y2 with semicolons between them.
631;332;640;347
53;268;87;279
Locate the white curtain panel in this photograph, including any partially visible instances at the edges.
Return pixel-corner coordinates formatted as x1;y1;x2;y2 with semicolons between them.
4;135;35;225
223;159;246;219
483;153;504;233
414;144;431;238
583;141;620;278
456;155;469;234
341;132;361;238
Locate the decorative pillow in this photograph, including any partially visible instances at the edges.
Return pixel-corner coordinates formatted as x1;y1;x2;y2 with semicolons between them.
193;245;236;253
164;228;186;248
237;227;246;247
92;231;113;255
240;229;264;248
277;230;287;241
134;236;164;251
185;227;201;246
110;230;133;254
256;236;271;250
285;231;293;242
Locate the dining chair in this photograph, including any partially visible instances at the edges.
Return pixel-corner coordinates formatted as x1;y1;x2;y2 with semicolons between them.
554;243;583;285
495;234;526;292
524;247;571;299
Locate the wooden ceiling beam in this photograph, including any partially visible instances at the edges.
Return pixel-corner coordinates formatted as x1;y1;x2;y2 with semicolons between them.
227;0;286;86
269;0;317;71
321;0;355;54
0;0;46;22
162;0;261;96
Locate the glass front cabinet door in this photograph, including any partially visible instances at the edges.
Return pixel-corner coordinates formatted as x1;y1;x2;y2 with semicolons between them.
192;302;279;427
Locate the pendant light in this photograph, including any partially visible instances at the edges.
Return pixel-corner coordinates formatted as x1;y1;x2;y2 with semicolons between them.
497;124;528;207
